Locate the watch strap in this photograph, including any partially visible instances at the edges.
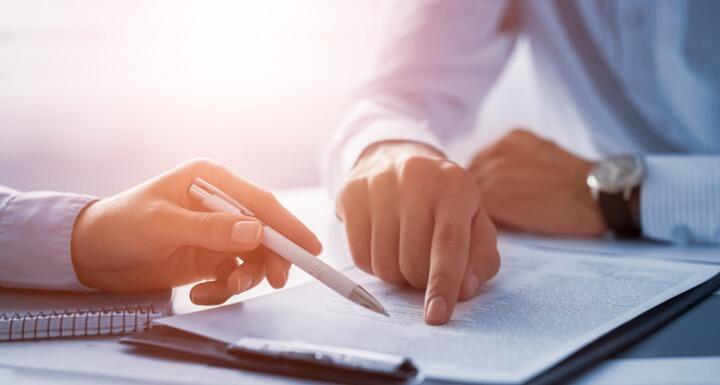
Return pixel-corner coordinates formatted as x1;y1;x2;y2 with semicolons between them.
598;189;641;239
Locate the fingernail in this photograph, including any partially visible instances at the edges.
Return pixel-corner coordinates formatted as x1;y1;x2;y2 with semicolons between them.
425;297;448;325
234;275;253;294
282;269;289;285
190;290;202;304
461;273;480;299
231;221;262;244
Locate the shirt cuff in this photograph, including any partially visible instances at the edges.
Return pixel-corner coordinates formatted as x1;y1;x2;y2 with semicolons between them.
640;155;720;245
0;191;98;291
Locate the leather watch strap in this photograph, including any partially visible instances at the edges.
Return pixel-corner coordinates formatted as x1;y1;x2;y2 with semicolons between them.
598;189;641;239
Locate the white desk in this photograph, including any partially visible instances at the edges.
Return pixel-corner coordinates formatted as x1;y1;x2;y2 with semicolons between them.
2;187;719;385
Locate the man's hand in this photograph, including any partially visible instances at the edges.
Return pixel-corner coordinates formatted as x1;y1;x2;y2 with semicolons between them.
71;159;322;305
468;129;605;236
337;141;500;325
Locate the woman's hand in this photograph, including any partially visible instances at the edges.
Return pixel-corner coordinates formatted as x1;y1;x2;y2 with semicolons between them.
70;159;322;305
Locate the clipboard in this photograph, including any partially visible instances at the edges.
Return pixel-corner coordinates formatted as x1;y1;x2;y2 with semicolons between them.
523;270;720;385
120;269;720;385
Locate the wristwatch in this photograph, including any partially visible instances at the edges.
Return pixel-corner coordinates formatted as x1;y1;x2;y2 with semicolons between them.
586;155;644;239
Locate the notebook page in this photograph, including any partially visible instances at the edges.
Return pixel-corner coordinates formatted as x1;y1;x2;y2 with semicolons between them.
157;245;720;384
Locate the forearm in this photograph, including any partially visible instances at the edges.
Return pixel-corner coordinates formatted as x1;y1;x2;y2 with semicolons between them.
0;185;97;290
640;155;720;244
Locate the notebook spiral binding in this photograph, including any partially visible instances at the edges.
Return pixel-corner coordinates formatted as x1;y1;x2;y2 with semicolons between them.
0;303;163;342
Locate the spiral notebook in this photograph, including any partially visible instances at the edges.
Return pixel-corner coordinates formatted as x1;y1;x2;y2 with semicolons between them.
0;288;172;341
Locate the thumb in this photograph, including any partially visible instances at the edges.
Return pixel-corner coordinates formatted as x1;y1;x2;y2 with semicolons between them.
156;205;264;252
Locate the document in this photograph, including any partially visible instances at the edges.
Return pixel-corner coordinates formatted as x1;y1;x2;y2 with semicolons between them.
499;232;720;265
157;244;720;384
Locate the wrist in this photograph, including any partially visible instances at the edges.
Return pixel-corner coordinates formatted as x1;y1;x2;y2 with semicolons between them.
70;199;102;288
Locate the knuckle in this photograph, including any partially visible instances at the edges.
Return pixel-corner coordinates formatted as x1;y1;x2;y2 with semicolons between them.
485;157;511;176
198;213;217;236
494;128;530;151
441;163;477;192
351;251;372;274
262;190;279;205
368;169;397;192
483;142;503;160
440;161;466;179
399;260;428;289
339;179;365;206
375;267;405;286
248;188;277;208
348;237;372;273
495;136;512;150
141;201;167;220
508;128;530;139
371;251;405;286
398;155;433;180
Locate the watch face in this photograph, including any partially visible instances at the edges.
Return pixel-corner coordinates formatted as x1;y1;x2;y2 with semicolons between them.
587;156;643;194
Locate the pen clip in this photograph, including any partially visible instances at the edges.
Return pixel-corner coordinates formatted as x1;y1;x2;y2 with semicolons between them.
190;178;257;217
228;337;418;379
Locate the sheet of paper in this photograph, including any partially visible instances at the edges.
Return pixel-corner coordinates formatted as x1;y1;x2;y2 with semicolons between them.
499;232;720;265
157;244;720;384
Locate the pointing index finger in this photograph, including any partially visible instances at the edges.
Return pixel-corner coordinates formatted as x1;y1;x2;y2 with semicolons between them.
424;204;473;325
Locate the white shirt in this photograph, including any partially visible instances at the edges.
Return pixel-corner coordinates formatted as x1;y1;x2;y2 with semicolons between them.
0;185;94;290
323;0;720;245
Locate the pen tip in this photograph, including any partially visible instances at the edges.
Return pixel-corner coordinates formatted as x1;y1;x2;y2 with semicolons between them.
372;303;390;317
350;286;390;317
371;306;390;317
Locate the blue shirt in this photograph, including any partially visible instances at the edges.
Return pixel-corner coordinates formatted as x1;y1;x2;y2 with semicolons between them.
325;0;720;244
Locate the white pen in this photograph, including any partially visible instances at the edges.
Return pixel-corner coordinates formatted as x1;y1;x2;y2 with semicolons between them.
188;178;389;316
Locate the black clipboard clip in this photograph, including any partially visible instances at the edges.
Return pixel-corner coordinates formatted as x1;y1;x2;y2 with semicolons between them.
120;326;419;385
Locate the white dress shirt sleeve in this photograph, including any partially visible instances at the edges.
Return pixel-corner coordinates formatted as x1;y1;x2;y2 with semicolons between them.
322;0;517;195
0;185;97;291
641;155;720;245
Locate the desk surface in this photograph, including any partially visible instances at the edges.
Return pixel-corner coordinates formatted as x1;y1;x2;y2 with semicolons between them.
2;187;719;385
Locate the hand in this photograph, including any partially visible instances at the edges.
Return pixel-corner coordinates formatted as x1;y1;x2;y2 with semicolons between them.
468;129;605;236
71;159;322;305
337;141;500;325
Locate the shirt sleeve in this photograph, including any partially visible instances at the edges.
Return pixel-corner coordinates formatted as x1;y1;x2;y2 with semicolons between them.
641;155;720;245
322;0;518;195
0;185;98;291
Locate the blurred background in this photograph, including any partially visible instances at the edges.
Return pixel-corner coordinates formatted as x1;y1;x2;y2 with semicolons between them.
0;0;540;196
